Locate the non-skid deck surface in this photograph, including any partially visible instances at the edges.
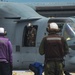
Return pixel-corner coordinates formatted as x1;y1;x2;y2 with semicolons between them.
13;70;74;75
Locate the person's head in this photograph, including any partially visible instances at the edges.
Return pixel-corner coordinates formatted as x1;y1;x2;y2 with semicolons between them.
46;22;60;33
0;27;7;36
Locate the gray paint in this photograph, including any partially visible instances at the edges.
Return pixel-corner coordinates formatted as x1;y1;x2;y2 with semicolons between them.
0;2;75;71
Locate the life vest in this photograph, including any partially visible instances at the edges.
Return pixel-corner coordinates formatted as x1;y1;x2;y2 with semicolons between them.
44;35;65;61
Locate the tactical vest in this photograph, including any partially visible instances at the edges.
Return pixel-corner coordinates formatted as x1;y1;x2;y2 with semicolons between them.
44;35;65;61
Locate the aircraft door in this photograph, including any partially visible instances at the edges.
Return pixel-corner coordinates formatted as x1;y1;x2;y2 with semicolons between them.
22;25;38;47
15;22;38;69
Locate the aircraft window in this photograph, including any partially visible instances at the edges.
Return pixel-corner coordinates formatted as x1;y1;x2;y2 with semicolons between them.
22;25;38;47
63;23;75;40
57;23;64;29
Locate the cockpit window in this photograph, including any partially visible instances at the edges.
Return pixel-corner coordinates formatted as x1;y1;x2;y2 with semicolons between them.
48;18;74;41
63;23;75;40
22;25;38;47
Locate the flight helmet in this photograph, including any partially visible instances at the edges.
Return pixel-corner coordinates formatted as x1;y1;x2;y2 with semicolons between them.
0;27;7;35
47;22;60;32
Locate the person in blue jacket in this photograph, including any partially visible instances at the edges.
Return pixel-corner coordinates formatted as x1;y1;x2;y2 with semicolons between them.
0;27;13;75
29;62;44;75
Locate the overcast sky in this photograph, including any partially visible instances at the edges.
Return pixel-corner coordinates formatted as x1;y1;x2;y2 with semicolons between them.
6;0;75;2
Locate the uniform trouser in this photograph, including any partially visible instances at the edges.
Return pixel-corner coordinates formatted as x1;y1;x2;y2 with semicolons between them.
0;62;12;75
44;61;63;75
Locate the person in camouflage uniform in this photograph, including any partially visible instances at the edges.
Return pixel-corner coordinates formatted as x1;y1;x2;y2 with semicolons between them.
39;22;69;75
27;23;37;46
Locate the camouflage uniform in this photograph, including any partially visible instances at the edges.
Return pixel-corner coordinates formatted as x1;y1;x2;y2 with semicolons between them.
39;34;69;75
27;27;36;46
45;61;63;75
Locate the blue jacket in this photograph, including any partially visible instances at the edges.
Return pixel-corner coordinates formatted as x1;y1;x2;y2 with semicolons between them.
31;62;44;75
